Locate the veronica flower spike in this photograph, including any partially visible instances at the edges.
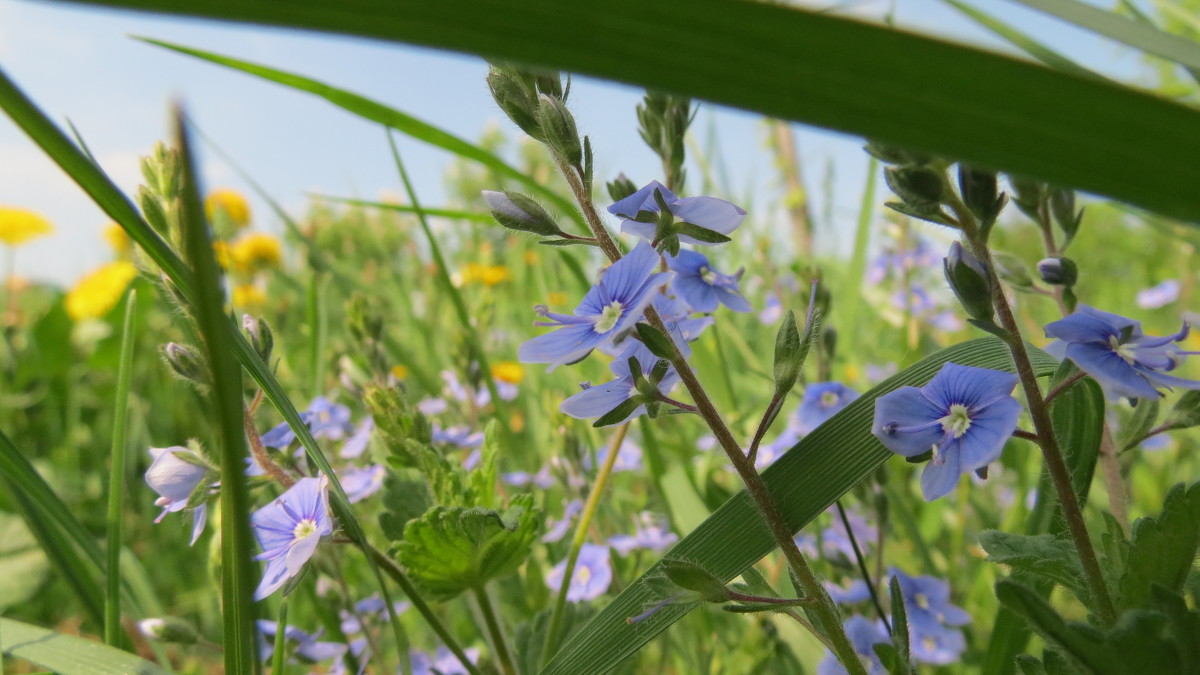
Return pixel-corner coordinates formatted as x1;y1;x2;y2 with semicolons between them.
665;250;751;313
519;241;671;368
607;180;746;246
1044;305;1200;400
872;363;1021;500
251;476;333;599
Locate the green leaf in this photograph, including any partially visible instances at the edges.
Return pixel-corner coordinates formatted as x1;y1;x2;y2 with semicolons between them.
979;531;1088;604
1164;390;1200;431
469;420;501;509
660;560;731;603
543;338;1058;675
137;38;583;227
676;222;731;244
1118;398;1161;450
1;617;178;675
635;323;677;361
0;512;49;610
1118;482;1200;612
887;575;914;675
995;580;1121;675
39;0;1200;222
379;468;434;541
397;495;541;601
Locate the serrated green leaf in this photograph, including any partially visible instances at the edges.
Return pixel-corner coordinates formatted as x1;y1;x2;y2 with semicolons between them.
979;531;1088;603
1;618;178;675
398;495;541;601
995;580;1121;675
1118;482;1200;612
1105;610;1181;674
544;338;1058;675
470;420;501;509
379;468;434;542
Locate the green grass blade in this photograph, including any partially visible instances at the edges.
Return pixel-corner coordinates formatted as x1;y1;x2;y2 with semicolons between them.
310;194;494;223
542;338;1060;675
941;0;1104;80
174;109;259;675
1007;0;1200;72
842;156;878;337
33;0;1200;222
138;37;584;227
104;289;137;647
1;617;178;675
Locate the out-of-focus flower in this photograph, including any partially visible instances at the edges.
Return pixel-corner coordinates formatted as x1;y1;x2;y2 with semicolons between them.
866;363;898;383
891;569;970;665
263;397;355;448
213;241;234;268
145;446;209;545
431;424;484;449
459;262;511;286
546;543;612;602
0;207;53;246
1136;279;1180;309
665;250;750;313
872;363;1021;500
409;646;481;675
390;364;408;380
821;508;877;559
653;292;713;343
542;499;582;543
340;464;384;503
520;242;671;368
257;620;347;664
230;232;283;274
816;616;888;675
547;291;569;306
1044;305;1199;400
417;397;449;416
607;180;746;246
251;476;332;599
491;361;525;385
205;188;251;229
340;418;374;459
104;222;132;255
231;284;266;310
584;437;644;473
758;292;783;325
503;465;556;491
65;262;137;321
608;512;677;556
793;382;858;435
824;579;872;604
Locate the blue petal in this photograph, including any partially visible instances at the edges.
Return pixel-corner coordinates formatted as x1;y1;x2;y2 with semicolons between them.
519;323;606;367
1077;305;1141;335
920;448;962;501
672;273;718;312
559;379;636;420
671;196;746;240
619;219;657;241
600;241;660;304
872;387;945;457
714;286;752;313
1044;312;1119;343
958;396;1021;471
1066;342;1160;399
665;249;708;275
925;363;1018;410
607;180;676;218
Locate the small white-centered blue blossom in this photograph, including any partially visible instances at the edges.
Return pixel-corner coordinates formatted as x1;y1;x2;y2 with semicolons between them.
1044;305;1199;400
519;241;672;368
339;464;384;503
339;417;374;459
665;249;750;313
409;646;480;675
872;363;1021;501
545;543;613;602
251;476;333;600
891;569;970;665
793;382;859;435
816;615;889;675
559;339;681;425
607;180;746;246
145;446;209;545
607;512;678;556
261;397;354;448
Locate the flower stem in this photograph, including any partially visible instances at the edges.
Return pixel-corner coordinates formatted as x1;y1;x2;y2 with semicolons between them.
557;161;866;675
1043;370;1088;407
104;289;136;647
541;421;630;668
835;500;890;636
244;405;295;488
271;596;289;675
474;585;516;675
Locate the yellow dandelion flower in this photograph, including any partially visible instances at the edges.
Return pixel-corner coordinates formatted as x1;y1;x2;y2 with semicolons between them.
480;265;511;286
213;241;234;269
230;233;283;273
843;364;860;383
231;284;266;309
547;291;568;306
65;262;137;321
491;361;525;385
390;364;409;380
0;207;54;247
459;263;487;285
205;188;251;229
104;222;132;256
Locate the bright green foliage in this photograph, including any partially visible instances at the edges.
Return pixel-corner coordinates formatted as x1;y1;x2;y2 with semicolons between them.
980;532;1088;605
0;513;49;610
1;618;178;675
379;469;435;542
1118;399;1161;450
1164;391;1200;431
396;495;541;601
469;420;501;510
1118;482;1200;612
661;560;732;603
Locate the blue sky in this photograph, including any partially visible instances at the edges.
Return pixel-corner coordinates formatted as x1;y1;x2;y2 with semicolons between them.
0;0;1153;285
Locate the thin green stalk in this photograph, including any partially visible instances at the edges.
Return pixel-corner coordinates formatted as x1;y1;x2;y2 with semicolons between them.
541;422;630;667
271;597;289;675
104;289;137;647
834;500;889;635
842;156;878;338
474;586;516;675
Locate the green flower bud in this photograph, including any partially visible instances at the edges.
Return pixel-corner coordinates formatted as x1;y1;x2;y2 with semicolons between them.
944;242;993;322
163;342;207;384
661;559;732;604
242;314;274;363
957;165;998;220
486;67;541;140
863;140;932;166
884;166;944;206
607;173;638;203
482;190;563;237
1036;257;1078;286
535;94;582;167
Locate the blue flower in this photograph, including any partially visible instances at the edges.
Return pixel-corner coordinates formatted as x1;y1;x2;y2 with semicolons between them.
542;499;583;543
546;543;612;602
431;424;484;449
502;465;556;491
257;620;347;664
559;338;681;424
251;476;333;600
339;464;384;503
824;579;872;604
758;292;783;325
145;446;210;545
665;249;750;313
653;293;713;342
409;646;480;675
891;569;969;665
607;180;746;246
793;382;859;435
339;417;373;459
583;438;644;473
608;512;678;556
872;363;1021;501
816;616;889;675
821;508;877;560
1044;305;1199;400
519;241;672;367
261;397;354;449
1136;279;1180;309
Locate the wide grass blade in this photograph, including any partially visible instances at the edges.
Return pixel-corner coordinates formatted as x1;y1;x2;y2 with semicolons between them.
34;0;1200;223
1;617;178;675
104;289;137;647
137;38;584;228
542;338;1060;675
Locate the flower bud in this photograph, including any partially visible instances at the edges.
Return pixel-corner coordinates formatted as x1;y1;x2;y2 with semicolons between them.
607;173;638;203
138;617;199;644
163;342;207;384
957;165;997;220
944;242;993;322
1050;188;1082;243
486;67;541;140
242;314;274;362
863;140;932;166
482;190;562;237
884;166;944;206
1009;175;1043;221
1036;257;1078;286
661;559;731;604
535;94;582;167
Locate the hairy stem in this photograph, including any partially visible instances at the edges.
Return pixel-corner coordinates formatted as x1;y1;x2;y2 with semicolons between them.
474;585;516;675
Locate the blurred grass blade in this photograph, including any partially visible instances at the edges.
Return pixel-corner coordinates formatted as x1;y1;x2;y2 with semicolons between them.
311;194;494;223
1007;0;1200;72
104;289;137;647
1118;0;1200;85
138;37;584;227
941;0;1103;80
1;617;178;675
174;108;258;675
35;0;1200;222
542;338;1059;675
842;156;878;334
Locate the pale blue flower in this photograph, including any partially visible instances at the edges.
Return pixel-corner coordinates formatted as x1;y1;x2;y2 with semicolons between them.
821;508;877;559
793;382;858;435
824;579;872;604
145;446;209;545
546;543;612;601
583;438;644;473
1136;279;1180;309
607;180;746;246
410;646;480;675
261;397;353;449
502;465;556;490
665;249;750;313
251;476;332;600
559;339;681;425
257;620;346;664
608;512;677;556
339;417;374;459
891;569;969;665
542;499;583;543
340;464;384;503
817;616;888;675
431;424;484;449
758;293;783;325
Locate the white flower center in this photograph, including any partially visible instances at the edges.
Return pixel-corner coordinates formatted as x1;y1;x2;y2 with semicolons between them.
1111;335;1138;364
700;266;718;285
916;592;930;609
820;391;840;408
594;301;624;334
577;565;593;586
293;518;318;540
940;404;972;438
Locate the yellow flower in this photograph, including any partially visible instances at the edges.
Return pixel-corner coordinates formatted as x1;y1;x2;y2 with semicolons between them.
843;364;860;383
205;188;251;229
0;207;54;247
230;233;283;273
390;365;409;380
231;284;266;309
459;263;511;287
509;411;526;433
524;250;539;265
104;222;132;255
491;361;525;385
213;241;234;269
65;262;137;321
547;291;568;306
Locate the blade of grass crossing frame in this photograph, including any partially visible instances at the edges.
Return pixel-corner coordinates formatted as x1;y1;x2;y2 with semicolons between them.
842;155;878;338
1;618;178;675
174;108;259;675
542;338;1060;675
310;195;494;223
104;289;137;647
